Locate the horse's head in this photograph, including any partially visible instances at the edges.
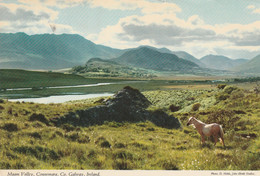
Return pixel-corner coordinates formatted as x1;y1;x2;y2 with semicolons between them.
187;117;195;126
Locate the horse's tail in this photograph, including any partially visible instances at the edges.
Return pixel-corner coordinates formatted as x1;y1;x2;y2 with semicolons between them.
219;125;225;146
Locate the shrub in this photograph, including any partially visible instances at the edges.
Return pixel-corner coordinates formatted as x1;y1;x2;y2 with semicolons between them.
29;113;48;124
224;85;238;94
100;140;111;148
114;143;126;149
169;104;180;112
0;99;4;103
230;90;245;99
113;150;133;160
216;93;230;101
192;103;201;111
217;84;227;89
65;132;90;143
112;159;133;170
2;123;19;132
7;107;12;115
0;105;4;110
14;145;60;161
61;124;75;132
29;132;42;139
159;159;179;170
207;109;240;129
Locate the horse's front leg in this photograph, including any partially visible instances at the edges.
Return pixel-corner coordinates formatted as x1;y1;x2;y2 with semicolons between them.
201;134;205;145
213;135;218;146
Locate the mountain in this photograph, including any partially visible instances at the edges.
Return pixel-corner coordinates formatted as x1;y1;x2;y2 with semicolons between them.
172;51;205;67
233;54;260;74
0;32;124;70
70;58;155;78
200;54;248;70
112;47;200;72
135;46;205;67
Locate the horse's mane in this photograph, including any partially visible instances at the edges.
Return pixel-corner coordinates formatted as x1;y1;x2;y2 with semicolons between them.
194;118;206;125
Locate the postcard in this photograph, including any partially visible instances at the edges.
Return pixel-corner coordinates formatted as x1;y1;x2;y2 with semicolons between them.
0;0;259;176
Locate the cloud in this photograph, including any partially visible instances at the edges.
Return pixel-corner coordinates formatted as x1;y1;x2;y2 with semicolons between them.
87;0;181;14
246;4;260;14
91;9;260;59
18;0;87;8
247;5;255;9
95;13;217;48
0;4;52;22
0;3;58;21
253;8;260;14
0;2;78;35
215;21;260;46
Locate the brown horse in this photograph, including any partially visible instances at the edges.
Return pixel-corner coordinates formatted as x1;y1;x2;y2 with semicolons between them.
187;117;225;146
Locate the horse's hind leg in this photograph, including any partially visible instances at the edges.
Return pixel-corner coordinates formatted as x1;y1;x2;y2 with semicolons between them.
220;136;225;147
201;135;205;145
214;135;218;146
218;129;225;147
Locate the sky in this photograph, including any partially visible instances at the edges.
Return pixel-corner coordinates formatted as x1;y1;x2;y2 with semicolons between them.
0;0;260;59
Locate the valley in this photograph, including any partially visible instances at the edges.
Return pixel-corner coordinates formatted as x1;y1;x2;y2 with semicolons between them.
0;33;259;171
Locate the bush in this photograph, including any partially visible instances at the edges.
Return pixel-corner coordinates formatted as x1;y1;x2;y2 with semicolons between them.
112;159;133;170
216;93;230;101
2;123;19;132
224;85;238;94
29;132;42;139
0;99;4;103
114;143;126;149
7;107;12;115
159;159;179;170
113;150;133;160
217;84;227;89
192;103;201;111
29;113;48;124
169;104;180;112
100;140;111;148
230;90;245;99
207;109;240;129
65;132;90;143
14;145;60;161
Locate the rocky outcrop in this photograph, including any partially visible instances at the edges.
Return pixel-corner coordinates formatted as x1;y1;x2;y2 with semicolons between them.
51;86;180;129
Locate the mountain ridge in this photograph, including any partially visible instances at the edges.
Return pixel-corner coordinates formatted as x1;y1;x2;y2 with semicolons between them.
0;32;124;69
112;46;200;72
200;54;248;70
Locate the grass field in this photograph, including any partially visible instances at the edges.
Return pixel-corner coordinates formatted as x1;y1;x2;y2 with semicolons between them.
0;84;259;170
1;69;259;99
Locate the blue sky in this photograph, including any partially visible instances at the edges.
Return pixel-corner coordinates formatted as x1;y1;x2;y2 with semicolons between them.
0;0;260;59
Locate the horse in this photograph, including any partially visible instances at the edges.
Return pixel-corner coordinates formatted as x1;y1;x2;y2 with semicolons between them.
187;117;225;146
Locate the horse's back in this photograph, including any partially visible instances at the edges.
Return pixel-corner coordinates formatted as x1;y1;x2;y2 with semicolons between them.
203;123;221;136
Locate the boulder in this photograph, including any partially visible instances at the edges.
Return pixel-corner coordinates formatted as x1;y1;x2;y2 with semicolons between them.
52;86;180;129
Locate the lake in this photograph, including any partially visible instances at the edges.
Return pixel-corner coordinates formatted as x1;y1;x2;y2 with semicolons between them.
9;93;113;104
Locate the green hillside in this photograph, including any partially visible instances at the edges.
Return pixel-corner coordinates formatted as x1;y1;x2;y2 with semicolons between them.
200;55;247;70
0;86;259;169
234;54;260;74
113;47;200;72
0;33;124;70
0;69;107;89
173;51;205;67
70;58;155;78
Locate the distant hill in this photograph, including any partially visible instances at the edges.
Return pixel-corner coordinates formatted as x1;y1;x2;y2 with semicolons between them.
0;69;93;89
172;51;205;67
112;47;200;72
70;58;155;78
233;54;260;74
134;46;204;67
0;33;124;70
200;55;248;70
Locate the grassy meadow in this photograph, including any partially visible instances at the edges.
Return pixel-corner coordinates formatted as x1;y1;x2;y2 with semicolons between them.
0;82;259;170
